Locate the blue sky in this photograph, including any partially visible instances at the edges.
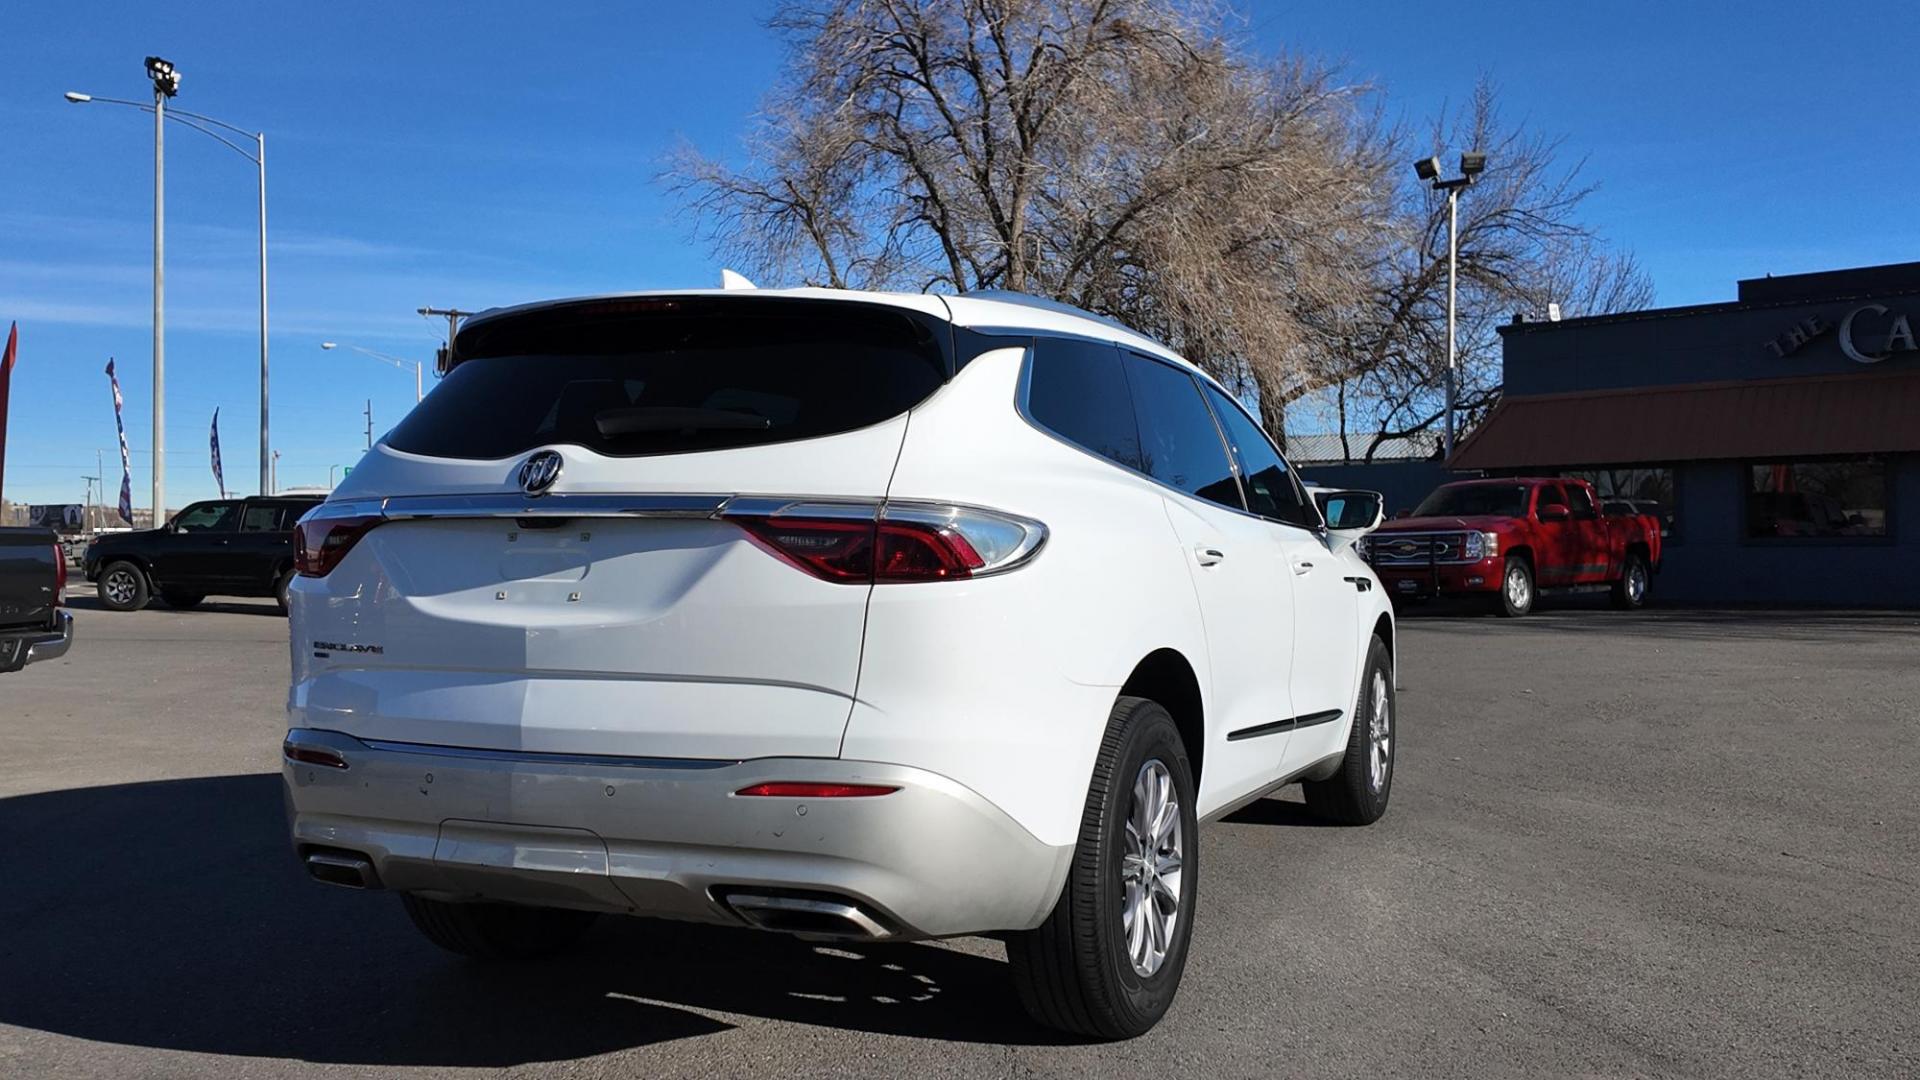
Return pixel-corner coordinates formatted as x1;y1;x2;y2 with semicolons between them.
3;0;1915;508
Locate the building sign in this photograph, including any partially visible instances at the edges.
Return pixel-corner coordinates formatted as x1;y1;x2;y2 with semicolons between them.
1766;302;1916;363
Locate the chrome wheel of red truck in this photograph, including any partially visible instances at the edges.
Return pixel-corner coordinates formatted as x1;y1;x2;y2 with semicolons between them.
1499;557;1534;618
1612;552;1650;610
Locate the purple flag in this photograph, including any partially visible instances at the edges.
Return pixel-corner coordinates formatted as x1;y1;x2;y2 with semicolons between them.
210;408;225;499
104;359;133;522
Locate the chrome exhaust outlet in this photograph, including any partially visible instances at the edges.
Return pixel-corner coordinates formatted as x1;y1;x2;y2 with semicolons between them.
723;892;892;940
305;850;380;890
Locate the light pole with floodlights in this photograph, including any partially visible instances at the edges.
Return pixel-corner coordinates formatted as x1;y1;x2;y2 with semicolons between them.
1412;150;1486;461
66;59;272;504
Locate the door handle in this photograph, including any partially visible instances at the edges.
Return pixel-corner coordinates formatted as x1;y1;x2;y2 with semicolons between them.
1194;545;1225;567
1292;557;1315;575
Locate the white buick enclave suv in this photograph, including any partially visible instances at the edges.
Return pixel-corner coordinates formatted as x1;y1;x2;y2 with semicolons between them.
283;288;1395;1039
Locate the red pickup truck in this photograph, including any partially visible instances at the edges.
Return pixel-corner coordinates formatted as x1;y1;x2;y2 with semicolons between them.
1363;477;1662;616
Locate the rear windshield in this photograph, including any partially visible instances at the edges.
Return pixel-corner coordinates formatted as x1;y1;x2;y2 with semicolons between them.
385;298;949;460
1414;484;1530;518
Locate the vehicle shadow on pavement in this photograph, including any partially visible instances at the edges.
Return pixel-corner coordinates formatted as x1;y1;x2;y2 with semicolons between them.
64;593;285;617
0;774;1078;1067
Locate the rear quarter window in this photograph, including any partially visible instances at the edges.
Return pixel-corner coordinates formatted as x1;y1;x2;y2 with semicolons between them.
386;298;949;460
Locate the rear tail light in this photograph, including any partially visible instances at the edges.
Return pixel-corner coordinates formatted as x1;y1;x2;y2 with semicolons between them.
735;782;898;798
51;543;67;606
726;500;1045;584
295;504;384;577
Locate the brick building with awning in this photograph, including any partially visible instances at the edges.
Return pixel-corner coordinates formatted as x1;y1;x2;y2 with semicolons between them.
1454;261;1920;607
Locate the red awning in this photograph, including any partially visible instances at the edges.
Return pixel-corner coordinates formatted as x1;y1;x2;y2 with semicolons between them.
1449;370;1920;469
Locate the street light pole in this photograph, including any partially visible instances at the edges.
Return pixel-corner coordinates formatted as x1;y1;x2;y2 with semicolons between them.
256;134;269;499
67;63;268;503
1412;150;1487;462
1445;185;1459;459
320;341;424;402
151;70;167;522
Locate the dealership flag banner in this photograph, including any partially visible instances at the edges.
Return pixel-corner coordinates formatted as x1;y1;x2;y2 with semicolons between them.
0;322;16;502
210;408;225;499
106;358;133;524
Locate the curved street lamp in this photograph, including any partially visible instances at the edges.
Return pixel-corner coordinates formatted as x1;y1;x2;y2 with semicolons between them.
65;63;271;506
321;341;424;403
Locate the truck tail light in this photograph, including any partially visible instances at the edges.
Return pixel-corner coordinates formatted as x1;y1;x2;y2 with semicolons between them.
295;511;383;577
727;501;1045;584
51;543;67;605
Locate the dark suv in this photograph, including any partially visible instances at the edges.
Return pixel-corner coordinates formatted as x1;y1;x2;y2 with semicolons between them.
84;495;323;613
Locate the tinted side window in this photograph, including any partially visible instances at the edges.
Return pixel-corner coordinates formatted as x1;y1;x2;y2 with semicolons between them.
1566;485;1598;520
240;504;284;532
1121;353;1240;511
1201;385;1314;528
174;501;239;533
1537;485;1568;515
1026;338;1142;470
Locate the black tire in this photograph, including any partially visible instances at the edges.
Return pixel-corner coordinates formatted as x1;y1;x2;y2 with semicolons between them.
97;561;151;612
1496;555;1534;618
400;894;597;962
274;569;294;614
1302;635;1396;826
1007;696;1197;1040
1611;551;1650;610
160;590;205;610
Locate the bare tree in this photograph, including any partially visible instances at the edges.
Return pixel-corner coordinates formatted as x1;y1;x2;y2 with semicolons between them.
672;5;1649;450
672;0;1397;443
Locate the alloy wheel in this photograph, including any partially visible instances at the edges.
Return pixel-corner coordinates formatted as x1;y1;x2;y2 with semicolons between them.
1628;563;1647;603
103;569;137;607
1120;758;1184;977
1368;669;1392;792
1506;565;1531;610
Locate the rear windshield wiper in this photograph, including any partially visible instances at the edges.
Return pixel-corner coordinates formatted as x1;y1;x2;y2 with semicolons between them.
594;406;773;437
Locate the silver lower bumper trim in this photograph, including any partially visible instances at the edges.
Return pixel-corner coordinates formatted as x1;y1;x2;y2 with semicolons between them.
283;728;1073;939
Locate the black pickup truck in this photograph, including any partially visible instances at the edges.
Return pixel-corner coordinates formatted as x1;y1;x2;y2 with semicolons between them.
0;526;73;674
83;495;322;613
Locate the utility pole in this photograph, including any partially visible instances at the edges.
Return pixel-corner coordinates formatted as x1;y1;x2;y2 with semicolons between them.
418;306;473;375
271;449;280;495
82;473;100;533
364;399;374;450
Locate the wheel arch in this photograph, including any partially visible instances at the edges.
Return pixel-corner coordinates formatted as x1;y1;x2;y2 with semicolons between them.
1119;648;1205;788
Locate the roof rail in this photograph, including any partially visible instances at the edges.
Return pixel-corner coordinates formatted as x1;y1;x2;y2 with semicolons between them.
959;289;1143;339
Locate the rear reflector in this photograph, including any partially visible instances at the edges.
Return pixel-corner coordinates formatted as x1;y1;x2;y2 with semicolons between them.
284;740;348;769
734;782;898;798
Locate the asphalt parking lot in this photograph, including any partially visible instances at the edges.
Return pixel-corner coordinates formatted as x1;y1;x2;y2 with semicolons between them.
2;596;1915;1078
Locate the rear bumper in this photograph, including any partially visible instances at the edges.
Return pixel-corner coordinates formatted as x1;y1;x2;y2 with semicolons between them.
0;610;73;673
1372;558;1502;599
282;728;1073;940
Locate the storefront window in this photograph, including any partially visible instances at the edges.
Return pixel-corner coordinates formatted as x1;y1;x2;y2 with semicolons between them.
1746;459;1888;539
1562;467;1677;538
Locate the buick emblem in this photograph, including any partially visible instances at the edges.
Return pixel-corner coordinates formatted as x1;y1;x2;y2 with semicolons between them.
517;450;563;497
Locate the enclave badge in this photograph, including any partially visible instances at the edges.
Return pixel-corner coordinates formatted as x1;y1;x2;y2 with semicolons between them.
518;450;563;497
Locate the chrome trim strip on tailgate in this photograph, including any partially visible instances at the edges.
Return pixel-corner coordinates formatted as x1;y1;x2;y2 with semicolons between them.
379;492;732;520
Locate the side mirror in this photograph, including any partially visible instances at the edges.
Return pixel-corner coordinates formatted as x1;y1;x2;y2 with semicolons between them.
1539;504;1570;522
1314;489;1385;534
